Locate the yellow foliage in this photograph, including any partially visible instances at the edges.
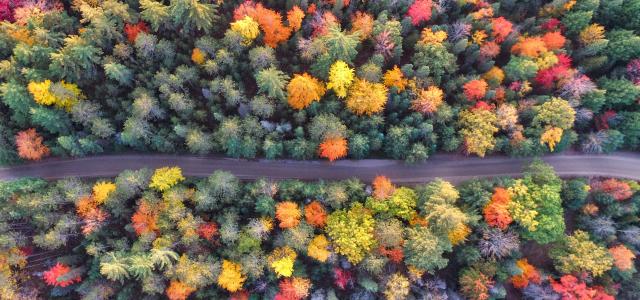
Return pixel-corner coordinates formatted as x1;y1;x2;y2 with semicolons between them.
269;247;297;277
384;273;410;300
8;28;35;46
307;235;330;262
579;24;605;45
93;181;116;204
217;260;246;292
535;51;558;70
482;67;505;86
472;30;487;45
27;80;84;111
420;28;448;45
287;6;305;31
326;60;355;98
230;16;260;45
287;73;326;110
326;203;376;264
149;167;185;192
459;108;498;157
191;48;206;65
540;127;563;152
448;224;471;246
346;78;388;115
383;66;408;92
507;180;539;231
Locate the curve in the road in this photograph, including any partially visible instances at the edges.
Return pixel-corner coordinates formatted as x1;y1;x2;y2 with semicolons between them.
1;152;639;184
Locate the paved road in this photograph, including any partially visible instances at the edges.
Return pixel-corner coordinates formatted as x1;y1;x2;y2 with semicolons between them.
1;152;639;184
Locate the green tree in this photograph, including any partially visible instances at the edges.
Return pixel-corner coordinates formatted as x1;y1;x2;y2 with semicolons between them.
194;170;240;211
532;97;576;130
550;230;613;277
326;203;376;264
404;226;451;273
255;67;289;101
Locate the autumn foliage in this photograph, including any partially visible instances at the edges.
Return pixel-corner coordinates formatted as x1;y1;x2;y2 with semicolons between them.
43;263;81;287
276;201;301;228
166;280;195;300
275;277;312;300
591;179;633;201
463;79;488;101
131;200;159;236
372;175;395;200
304;201;327;227
383;66;408;92
346;78;388;115
551;275;614;300
609;245;636;271
541;31;566;50
287;73;326;110
15;128;50;161
483;188;513;230
407;0;433;26
318;137;348;162
286;6;304;31
511;37;547;57
197;222;218;241
510;259;540;289
234;1;292;47
124;21;149;43
411;86;444;114
491;17;513;43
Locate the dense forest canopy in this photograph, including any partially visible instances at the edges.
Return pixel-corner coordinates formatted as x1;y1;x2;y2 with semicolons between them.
1;0;640;164
2;161;640;299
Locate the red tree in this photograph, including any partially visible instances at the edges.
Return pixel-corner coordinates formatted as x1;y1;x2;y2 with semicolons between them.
407;0;433;26
43;263;81;287
124;21;149;43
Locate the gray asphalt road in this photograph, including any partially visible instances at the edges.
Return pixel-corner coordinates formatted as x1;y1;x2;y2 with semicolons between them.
1;152;639;183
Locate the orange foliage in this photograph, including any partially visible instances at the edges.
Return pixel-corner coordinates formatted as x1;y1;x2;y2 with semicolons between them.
234;1;291;47
276;201;301;228
609;245;636;271
483;188;513;230
480;41;501;59
287;6;305;31
166;280;195;300
551;275;614;300
75;195;108;235
463;79;488;101
197;222;219;241
383;66;408;92
15;128;50;161
131;200;159;236
304;201;327;228
541;31;566;50
326;0;350;8
491;17;513;43
318;137;348;162
511;259;541;289
275;277;312;300
230;291;250;300
511;37;548;57
287;73;326;110
372;175;395;200
191;48;206;65
351;12;374;40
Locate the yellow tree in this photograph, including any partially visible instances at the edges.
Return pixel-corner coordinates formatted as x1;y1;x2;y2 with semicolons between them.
287;73;326;110
217;260;246;292
149;167;185;192
459;108;498;157
346;78;388;115
326;60;354;98
27;80;84;111
540;127;563;152
230;16;260;45
411;86;444;114
93;181;116;204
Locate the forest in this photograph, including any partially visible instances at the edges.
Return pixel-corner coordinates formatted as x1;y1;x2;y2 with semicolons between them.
1;161;640;299
1;0;640;164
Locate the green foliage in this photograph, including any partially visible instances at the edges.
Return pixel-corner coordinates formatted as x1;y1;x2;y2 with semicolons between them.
255;67;289;101
404;226;451;272
326;203;376;264
550;230;613;277
365;187;417;220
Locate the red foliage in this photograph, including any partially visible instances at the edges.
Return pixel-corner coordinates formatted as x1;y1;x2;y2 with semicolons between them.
491;17;513;43
556;53;572;68
541;18;564;32
483;187;513;230
274;278;311;300
551;275;614;300
197;222;219;241
379;246;404;263
463;79;488;101
473;101;493;111
304;201;327;228
591;179;633;201
334;267;353;290
535;64;570;90
596;110;616;131
124;21;149;43
407;0;433;26
229;291;250;300
43;263;81;287
15;128;50;161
